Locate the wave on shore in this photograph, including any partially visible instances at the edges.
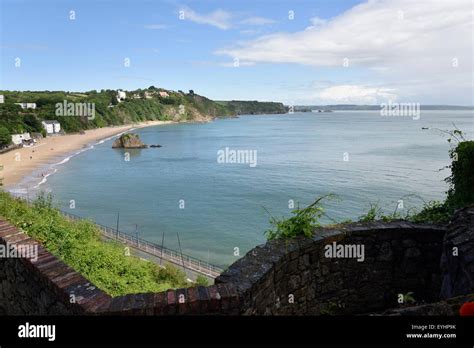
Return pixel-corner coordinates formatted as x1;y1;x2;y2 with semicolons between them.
8;130;131;198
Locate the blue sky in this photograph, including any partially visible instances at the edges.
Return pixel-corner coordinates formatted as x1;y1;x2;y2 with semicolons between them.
1;0;473;105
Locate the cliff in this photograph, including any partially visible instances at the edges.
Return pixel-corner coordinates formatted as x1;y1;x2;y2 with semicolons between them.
0;88;287;135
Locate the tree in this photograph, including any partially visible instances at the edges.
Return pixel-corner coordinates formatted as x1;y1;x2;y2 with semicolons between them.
24;114;42;132
0;126;11;148
111;94;119;106
188;90;194;95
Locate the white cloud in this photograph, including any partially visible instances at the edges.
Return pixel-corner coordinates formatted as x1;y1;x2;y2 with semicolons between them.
240;17;275;26
180;7;232;30
217;0;472;67
144;24;167;30
215;0;473;104
316;85;398;104
306;17;327;30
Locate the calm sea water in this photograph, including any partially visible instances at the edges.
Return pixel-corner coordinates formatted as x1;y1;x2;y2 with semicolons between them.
20;111;474;267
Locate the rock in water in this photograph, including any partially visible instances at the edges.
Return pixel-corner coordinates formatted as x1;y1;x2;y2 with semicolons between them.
112;133;148;148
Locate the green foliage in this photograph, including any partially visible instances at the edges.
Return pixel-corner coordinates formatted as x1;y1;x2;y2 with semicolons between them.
358;203;381;222
0;191;189;296
265;195;332;240
193;274;210;287
358;202;404;222
446;140;474;209
217;100;287;115
409;201;452;224
402;292;416;304
0;89;288;134
23;114;43;133
358;200;453;225
0;126;11;147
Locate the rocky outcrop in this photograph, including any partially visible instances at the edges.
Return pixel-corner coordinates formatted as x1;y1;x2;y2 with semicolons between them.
112;133;147;149
440;204;474;299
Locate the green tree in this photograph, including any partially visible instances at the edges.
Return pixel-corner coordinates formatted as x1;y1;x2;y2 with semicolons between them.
23;114;42;132
0;126;11;147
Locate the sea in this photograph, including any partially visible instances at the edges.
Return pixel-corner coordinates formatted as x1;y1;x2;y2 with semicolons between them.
11;110;474;267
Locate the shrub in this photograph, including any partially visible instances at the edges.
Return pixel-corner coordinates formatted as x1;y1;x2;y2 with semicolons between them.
446;140;474;209
193;274;210;287
409;201;451;224
0;126;10;148
358;202;405;222
264;195;333;240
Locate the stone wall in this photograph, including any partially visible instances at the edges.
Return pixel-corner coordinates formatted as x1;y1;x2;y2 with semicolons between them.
1;207;473;315
440;206;474;299
215;222;446;315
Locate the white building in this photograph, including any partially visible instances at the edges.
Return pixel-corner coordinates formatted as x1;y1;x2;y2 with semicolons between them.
159;91;169;98
15;102;37;109
117;90;126;102
0;95;4;103
11;133;32;146
42;120;61;135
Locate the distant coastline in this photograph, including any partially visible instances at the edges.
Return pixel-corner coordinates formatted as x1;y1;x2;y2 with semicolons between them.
294;105;474;112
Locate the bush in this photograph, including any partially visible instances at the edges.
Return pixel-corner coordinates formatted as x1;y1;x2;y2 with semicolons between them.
358;202;405;222
265;195;332;240
193;274;210;287
446;140;474;209
409;201;452;224
0;126;11;147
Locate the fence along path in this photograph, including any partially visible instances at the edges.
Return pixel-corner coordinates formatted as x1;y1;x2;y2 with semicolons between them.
60;211;224;278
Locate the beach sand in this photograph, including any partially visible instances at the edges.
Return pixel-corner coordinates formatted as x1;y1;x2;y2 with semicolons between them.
0;120;173;188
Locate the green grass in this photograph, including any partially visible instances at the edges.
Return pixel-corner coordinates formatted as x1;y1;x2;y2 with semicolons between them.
0;191;189;296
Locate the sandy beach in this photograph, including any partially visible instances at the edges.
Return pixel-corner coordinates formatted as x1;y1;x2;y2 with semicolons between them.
0;120;174;189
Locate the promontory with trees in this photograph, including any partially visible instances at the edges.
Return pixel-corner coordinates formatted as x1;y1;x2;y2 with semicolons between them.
0;86;288;147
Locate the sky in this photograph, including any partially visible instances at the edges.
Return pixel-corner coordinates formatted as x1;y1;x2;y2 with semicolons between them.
1;0;473;105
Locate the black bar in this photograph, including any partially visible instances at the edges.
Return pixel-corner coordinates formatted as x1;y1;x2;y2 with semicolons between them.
0;316;472;346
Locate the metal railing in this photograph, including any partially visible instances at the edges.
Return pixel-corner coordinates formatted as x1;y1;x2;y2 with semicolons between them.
59;210;223;278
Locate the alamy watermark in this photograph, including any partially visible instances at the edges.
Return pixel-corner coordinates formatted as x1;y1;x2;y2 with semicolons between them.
380;101;420;120
324;242;365;262
0;242;38;262
55;100;95;120
217;147;257;167
18;322;55;341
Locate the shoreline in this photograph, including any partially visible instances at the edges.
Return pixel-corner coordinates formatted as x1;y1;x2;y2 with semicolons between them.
0;120;175;191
